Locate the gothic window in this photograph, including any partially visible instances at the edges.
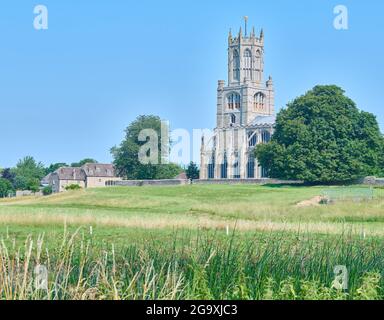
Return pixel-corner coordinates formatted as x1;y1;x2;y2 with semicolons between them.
255;50;262;81
254;92;265;111
233;50;240;81
247;154;255;178
208;154;215;179
230;114;236;125
244;49;252;80
255;50;261;69
248;131;258;147
227;92;241;110
261;130;271;143
233;152;240;179
221;153;228;179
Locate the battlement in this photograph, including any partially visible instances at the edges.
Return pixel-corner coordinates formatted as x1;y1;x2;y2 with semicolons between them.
228;17;264;47
228;27;264;46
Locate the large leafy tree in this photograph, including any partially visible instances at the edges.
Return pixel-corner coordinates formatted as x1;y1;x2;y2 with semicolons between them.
45;162;69;174
1;168;16;187
111;115;182;179
71;159;98;167
256;85;384;183
12;156;46;191
0;178;13;198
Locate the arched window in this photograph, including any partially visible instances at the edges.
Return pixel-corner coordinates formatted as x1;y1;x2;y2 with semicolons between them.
247;154;255;178
232;152;240;179
261;130;271;143
248;131;258;147
255;50;262;81
233;50;240;81
255;50;261;69
244;49;252;80
254;92;265;111
230;114;236;125
233;158;240;179
208;154;215;179
227;92;241;110
221;153;228;179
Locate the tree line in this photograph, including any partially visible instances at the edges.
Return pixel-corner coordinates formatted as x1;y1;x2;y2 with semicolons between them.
0;157;98;197
0;114;198;198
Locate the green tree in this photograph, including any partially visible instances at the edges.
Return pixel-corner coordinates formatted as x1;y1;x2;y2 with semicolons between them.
1;168;16;187
71;159;98;167
45;162;69;174
255;85;384;183
0;178;13;198
186;162;200;180
111;115;182;179
12;156;46;191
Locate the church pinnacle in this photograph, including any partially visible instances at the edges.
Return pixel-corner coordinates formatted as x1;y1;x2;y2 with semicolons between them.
244;16;248;36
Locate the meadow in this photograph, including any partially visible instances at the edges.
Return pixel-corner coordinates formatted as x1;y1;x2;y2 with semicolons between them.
0;184;384;300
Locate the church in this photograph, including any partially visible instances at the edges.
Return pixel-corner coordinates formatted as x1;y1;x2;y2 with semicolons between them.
200;19;276;180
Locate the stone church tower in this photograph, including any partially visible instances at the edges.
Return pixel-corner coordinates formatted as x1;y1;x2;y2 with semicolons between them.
200;18;276;179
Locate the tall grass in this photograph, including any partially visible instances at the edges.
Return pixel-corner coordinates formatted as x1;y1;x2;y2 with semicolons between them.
2;185;384;236
0;227;383;300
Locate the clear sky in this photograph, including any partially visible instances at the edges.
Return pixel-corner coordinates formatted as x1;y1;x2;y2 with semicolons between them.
0;0;383;168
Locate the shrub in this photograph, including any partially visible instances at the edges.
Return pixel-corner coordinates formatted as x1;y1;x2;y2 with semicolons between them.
186;162;200;180
65;184;82;191
42;186;53;196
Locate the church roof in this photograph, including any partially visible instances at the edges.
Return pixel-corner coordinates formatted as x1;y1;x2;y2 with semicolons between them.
249;115;276;126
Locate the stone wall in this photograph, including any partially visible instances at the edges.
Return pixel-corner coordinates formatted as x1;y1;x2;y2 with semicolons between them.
194;178;302;185
16;190;43;197
109;178;302;187
361;176;384;186
112;179;189;187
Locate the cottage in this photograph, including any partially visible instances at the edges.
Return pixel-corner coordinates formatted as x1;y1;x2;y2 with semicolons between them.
45;163;121;193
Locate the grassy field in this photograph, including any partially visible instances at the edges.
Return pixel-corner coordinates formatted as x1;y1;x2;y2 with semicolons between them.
0;184;384;300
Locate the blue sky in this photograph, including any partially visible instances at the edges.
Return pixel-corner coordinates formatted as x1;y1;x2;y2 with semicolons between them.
0;0;383;167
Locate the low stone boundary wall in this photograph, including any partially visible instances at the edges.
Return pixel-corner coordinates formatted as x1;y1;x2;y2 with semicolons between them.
112;179;189;187
194;178;303;185
15;190;43;197
361;176;384;186
108;176;384;187
109;178;302;187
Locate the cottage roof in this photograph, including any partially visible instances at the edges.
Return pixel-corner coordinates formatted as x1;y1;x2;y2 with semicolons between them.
55;167;86;181
81;163;115;177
